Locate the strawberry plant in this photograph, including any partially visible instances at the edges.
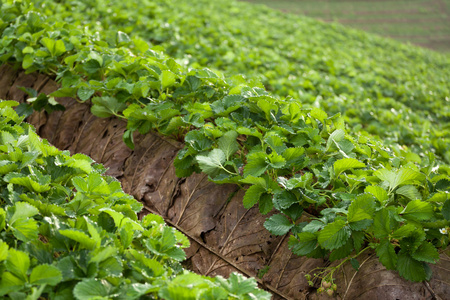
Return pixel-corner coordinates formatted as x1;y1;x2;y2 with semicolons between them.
0;100;270;299
0;0;449;292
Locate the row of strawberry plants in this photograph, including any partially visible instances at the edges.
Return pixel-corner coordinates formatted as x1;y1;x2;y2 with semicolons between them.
11;0;450;163
0;100;270;299
1;0;449;285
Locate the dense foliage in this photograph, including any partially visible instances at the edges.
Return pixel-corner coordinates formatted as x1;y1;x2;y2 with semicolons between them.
6;0;449;163
1;0;449;291
0;100;271;299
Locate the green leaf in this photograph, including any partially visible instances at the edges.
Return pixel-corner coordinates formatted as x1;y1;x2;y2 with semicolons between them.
326;129;345;151
396;185;421;200
442;199;450;221
240;175;267;189
4;173;50;193
77;86;95;101
289;233;317;256
318;219;351;250
264;134;286;154
273;190;298;210
243;185;265;209
237;127;262;139
6;249;30;282
98;256;123;277
73;279;114;300
375;167;424;192
185;130;213;151
282;147;306;168
376;239;397;270
401;200;433;221
10;218;38;242
218;131;238;160
244;152;268;177
161;70;177;90
59;229;96;250
392;224;416;239
0;241;8;262
116;31;131;45
53;40;66;57
329;239;354;261
40;37;55;54
258;193;273;215
196;149;226;177
264;214;293;235
10;202;39;225
350;258;360;270
91;96;126;118
22;54;33;69
397;252;429;282
411;242;439;263
310;107;327;123
435;178;450;191
365;186;389;204
266;152;286;169
373;208;393;238
347;194;375;223
30;264;62;286
334;158;365;177
0;272;25;294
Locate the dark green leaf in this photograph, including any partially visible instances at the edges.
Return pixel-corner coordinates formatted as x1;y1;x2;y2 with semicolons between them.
264;214;293;236
376;239;397;270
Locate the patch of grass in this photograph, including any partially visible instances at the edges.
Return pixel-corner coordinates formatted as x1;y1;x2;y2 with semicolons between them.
243;0;450;52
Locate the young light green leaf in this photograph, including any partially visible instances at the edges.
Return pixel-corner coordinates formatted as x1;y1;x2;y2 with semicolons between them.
59;229;97;250
318;219;351;250
240;175;267;188
310;107;328;123
0;241;8;262
5;249;30;282
10;202;39;225
30;265;62;286
334;158;365;177
347;194;375;223
161;70;177;90
10;218;38;242
365;186;388;204
196;149;227;177
396;185;421;201
218;130;238;160
401;200;433;221
375;167;424;192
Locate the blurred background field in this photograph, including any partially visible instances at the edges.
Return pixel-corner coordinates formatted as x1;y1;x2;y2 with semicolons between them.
243;0;450;52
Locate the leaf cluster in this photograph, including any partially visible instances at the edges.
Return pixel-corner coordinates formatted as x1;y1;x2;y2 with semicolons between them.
0;101;270;299
1;0;449;283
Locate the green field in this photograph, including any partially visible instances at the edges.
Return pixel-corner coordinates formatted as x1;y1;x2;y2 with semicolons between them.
243;0;450;52
1;0;450;298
